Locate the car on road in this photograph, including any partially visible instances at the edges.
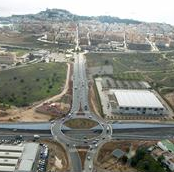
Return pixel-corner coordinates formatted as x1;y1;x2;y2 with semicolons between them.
89;145;93;150
87;156;91;160
61;117;65;121
92;140;97;144
89;165;92;170
34;134;40;139
106;126;110;133
84;105;88;110
68;113;72;118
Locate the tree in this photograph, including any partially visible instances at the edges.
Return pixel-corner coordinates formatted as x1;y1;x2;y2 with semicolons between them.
20;79;24;83
143;161;150;170
158;155;165;163
104;59;109;65
28;53;35;61
122;156;128;164
16;62;21;66
48;85;53;89
13;76;17;80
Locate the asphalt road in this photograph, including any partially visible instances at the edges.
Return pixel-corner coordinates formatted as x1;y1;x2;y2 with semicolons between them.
51;50;113;172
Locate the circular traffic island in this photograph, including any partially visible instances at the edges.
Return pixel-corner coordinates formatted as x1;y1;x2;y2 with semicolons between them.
61;118;103;140
64;118;98;129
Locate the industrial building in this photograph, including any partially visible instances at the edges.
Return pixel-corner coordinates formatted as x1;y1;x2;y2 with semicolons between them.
0;143;40;172
110;89;166;115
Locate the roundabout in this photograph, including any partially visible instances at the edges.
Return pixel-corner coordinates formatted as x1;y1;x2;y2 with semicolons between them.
51;115;112;144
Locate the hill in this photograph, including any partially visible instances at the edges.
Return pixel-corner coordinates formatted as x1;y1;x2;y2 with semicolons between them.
0;8;141;24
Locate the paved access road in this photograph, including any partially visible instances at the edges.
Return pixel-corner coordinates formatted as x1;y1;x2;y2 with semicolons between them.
51;51;113;172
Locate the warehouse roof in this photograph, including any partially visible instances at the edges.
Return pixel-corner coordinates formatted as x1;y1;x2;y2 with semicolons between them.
0;143;39;172
0;145;24;152
0;152;22;158
160;140;174;153
0;165;16;172
0;158;18;165
113;89;164;108
17;143;39;171
18;160;34;171
21;143;39;160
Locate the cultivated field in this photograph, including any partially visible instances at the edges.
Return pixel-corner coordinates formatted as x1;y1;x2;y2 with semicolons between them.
0;62;66;106
86;52;174;93
0;32;73;50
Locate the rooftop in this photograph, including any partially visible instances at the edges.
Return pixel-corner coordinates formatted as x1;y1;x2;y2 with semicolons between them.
0;165;16;172
0;152;22;158
112;89;164;108
0;158;18;165
0;145;24;152
17;143;39;171
160;140;174;153
0;143;39;172
112;149;125;159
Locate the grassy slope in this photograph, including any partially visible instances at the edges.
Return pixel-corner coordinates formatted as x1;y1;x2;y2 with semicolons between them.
0;62;66;106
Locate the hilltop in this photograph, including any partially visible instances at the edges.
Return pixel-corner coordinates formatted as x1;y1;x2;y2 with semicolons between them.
0;8;141;24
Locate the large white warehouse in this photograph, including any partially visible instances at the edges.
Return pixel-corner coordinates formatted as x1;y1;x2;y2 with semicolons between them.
110;89;166;115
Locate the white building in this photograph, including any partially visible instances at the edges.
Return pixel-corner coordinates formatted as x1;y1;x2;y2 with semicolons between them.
0;143;39;172
110;89;166;115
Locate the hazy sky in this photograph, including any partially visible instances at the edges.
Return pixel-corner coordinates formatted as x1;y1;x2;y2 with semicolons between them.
0;0;174;25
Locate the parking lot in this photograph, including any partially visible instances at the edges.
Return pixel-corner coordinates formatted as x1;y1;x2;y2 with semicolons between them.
101;76;151;90
0;138;23;145
37;143;49;172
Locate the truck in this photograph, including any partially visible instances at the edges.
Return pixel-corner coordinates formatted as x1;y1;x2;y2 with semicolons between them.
33;135;40;139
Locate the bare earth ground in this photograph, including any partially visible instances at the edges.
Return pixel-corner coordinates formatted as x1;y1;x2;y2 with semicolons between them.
39;140;70;172
0;63;71;122
64;118;98;129
0;108;52;122
95;140;157;172
78;148;88;169
89;83;101;116
0;33;29;45
165;92;174;109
